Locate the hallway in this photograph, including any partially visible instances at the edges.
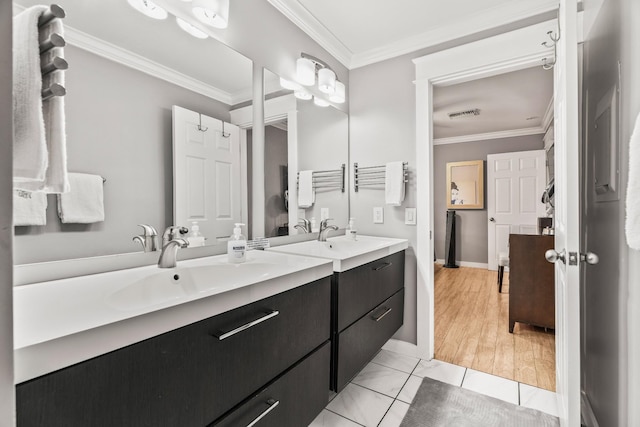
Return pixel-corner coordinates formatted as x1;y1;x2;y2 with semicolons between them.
434;264;555;391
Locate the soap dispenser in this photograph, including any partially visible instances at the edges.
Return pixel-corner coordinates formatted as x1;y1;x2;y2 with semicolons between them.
227;223;247;263
346;218;357;240
187;221;205;247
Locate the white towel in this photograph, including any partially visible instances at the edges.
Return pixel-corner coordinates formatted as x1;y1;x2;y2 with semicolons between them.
13;6;69;193
298;170;315;208
57;173;105;223
626;113;640;250
13;189;48;226
13;6;48;187
385;161;406;206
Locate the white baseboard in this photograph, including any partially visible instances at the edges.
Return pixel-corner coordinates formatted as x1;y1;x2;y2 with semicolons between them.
581;391;600;427
435;259;489;270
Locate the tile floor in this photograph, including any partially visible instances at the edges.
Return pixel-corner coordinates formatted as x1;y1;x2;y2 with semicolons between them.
309;349;559;427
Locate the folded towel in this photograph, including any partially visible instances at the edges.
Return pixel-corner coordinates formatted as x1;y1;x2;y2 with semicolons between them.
13;6;69;193
13;6;48;187
298;170;315;208
626;113;640;250
385;161;406;206
57;173;105;223
13;189;48;226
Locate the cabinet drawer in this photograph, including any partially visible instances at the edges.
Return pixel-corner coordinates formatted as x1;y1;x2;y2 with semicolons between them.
213;342;330;427
17;276;331;427
336;251;404;332
335;288;404;391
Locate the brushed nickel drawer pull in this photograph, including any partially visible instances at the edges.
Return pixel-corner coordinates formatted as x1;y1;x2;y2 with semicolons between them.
372;307;392;322
246;399;280;427
215;310;279;341
373;262;392;271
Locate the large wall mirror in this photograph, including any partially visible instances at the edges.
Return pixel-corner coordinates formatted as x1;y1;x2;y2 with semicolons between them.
13;0;253;264
230;69;349;239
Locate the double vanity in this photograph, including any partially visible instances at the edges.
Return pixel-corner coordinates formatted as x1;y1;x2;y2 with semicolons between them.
14;235;407;426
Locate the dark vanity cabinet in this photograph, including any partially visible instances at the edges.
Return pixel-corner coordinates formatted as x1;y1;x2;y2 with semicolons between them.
331;251;405;391
16;276;331;427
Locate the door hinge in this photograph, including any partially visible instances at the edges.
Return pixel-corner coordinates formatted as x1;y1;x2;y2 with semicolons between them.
568;252;578;266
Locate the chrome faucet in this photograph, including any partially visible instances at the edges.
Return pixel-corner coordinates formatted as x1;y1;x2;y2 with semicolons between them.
158;226;190;268
133;224;158;252
294;218;311;233
317;218;338;242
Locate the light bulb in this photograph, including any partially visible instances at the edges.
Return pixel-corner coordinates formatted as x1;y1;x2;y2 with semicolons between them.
329;81;346;103
294;90;312;100
296;57;316;86
192;0;229;29
280;77;302;91
126;0;168;20
318;68;336;94
313;97;330;107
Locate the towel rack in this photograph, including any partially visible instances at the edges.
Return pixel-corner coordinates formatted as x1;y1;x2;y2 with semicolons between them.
296;164;345;192
38;4;67;102
354;162;408;192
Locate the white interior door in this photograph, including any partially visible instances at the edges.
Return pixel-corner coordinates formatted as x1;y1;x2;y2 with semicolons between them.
172;105;243;243
487;150;547;271
550;1;581;425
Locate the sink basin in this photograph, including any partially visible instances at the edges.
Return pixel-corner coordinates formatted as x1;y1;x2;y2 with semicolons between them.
268;235;408;272
13;250;334;382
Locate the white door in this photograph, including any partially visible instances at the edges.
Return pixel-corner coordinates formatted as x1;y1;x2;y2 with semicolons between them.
549;1;581;425
172;105;243;243
487;150;547;271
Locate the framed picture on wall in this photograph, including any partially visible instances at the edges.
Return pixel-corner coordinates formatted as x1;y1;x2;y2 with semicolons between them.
446;160;484;209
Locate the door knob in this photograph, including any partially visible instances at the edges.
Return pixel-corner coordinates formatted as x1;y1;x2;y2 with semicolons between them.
545;249;566;264
581;252;599;265
489;217;495;222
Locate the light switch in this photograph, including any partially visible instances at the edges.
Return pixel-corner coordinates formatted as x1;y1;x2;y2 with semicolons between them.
405;208;417;225
321;208;330;221
373;207;384;224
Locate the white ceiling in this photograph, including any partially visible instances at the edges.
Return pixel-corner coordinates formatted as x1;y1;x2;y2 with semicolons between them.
267;0;557;140
267;0;559;69
433;66;553;141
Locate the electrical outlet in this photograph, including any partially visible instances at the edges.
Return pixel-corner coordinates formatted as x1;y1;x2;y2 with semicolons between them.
373;207;384;224
321;208;330;221
405;208;417;225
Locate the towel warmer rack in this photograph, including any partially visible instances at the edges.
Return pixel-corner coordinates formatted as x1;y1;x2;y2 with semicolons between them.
354;162;408;192
296;164;345;192
38;4;67;101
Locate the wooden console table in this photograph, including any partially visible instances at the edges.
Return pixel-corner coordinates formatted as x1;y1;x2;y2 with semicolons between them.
508;234;555;333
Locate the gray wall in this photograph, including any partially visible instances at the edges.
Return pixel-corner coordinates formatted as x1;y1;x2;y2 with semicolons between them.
433;135;544;264
264;125;288;236
0;0;15;424
14;46;232;264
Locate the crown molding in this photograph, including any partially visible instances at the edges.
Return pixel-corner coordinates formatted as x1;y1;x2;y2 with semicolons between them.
267;0;558;70
65;28;238;105
433;126;545;146
351;0;559;69
266;0;352;67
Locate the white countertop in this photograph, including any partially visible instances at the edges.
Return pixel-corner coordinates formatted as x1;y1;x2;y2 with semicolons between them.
267;235;409;272
14;251;333;383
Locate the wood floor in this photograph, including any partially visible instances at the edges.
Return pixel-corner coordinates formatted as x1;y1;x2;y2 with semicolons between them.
434;264;556;391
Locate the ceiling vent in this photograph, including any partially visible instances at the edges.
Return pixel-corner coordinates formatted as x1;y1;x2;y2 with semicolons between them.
448;108;480;119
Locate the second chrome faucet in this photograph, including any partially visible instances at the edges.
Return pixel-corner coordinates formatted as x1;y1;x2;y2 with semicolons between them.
158;226;189;268
317;218;338;242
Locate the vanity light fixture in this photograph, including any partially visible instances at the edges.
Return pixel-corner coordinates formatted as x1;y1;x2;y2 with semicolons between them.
176;17;208;39
294;52;346;103
126;0;168;20
192;0;229;29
